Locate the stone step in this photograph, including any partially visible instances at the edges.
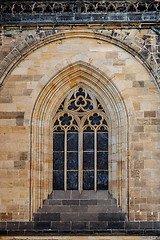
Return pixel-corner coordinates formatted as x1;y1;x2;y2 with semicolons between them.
33;190;125;223
34;212;126;222
37;205;122;213
48;190;112;200
33;220;126;231
43;198;117;206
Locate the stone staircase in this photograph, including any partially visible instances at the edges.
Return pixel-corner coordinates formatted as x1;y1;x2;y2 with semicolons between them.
33;190;126;231
1;191;160;234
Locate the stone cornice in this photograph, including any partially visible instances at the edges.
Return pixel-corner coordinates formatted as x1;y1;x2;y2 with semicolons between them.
0;1;159;15
0;0;159;25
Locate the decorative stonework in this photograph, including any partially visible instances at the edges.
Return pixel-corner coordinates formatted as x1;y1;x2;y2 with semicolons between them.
0;1;159;25
0;1;159;15
30;61;129;220
0;30;159;91
0;24;159;225
52;86;109;193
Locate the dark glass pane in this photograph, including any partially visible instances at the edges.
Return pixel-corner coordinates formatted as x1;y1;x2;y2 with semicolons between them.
83;152;94;170
67;171;78;190
89;113;102;126
97;152;108;170
84;100;93;110
97;132;108;151
102;119;108;126
54;119;60;126
67;152;78;170
83;133;94;151
97;171;108;190
83;125;94;132
60;113;72;126
67;133;78;151
54;126;63;132
53;152;64;170
83;171;94;190
53;133;64;151
98;126;108;132
53;171;64;190
68;125;78;132
76;88;85;97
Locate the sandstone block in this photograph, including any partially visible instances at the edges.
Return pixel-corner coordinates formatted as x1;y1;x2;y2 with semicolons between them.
134;126;144;132
14;161;26;169
144;111;156;117
133;81;144;87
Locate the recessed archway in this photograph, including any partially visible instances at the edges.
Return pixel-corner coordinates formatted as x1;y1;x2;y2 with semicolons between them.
30;61;129;220
0;31;159;91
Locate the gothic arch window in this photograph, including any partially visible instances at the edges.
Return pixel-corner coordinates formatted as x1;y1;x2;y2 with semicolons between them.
53;86;109;193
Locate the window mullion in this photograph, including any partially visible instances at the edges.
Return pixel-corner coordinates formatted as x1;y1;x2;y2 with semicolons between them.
79;129;83;194
53;87;109;192
64;129;67;192
94;129;97;192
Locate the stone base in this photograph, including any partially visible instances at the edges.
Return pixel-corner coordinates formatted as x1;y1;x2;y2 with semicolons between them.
0;235;160;240
0;221;160;236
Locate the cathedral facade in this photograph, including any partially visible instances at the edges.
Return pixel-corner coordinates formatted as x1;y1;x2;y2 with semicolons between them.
0;0;160;239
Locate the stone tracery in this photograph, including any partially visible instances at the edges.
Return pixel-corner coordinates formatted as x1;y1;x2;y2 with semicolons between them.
0;1;159;15
52;86;109;193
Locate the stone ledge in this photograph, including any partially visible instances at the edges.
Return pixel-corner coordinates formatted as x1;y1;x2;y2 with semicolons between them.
0;12;159;25
0;221;160;236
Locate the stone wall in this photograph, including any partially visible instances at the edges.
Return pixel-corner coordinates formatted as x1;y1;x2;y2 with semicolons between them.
0;26;160;223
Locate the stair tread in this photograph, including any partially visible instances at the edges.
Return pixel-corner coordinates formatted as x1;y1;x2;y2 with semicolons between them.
34;190;125;222
48;190;112;200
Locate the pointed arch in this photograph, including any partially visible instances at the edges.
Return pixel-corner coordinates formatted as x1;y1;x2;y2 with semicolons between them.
52;85;109;193
30;61;129;220
0;31;159;91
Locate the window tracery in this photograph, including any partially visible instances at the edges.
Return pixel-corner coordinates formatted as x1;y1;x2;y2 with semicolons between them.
53;86;108;193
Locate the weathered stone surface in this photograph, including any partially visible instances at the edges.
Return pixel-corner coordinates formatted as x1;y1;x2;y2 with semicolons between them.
144;111;156;118
0;10;159;231
0;112;24;119
133;81;144;88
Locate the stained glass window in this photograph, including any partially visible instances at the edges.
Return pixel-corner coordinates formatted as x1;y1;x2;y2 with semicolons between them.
53;87;108;192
